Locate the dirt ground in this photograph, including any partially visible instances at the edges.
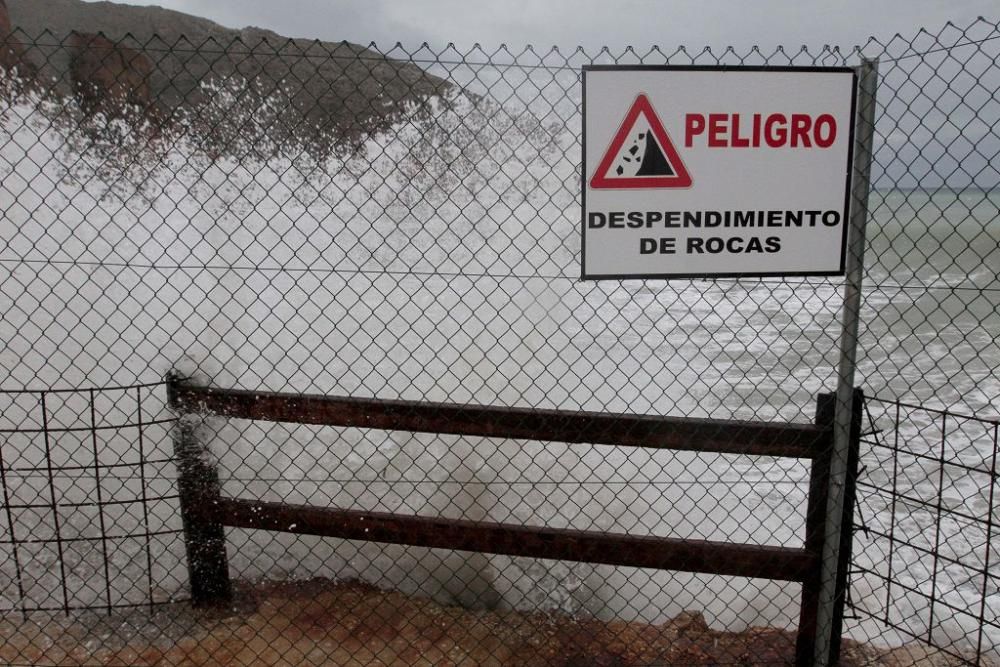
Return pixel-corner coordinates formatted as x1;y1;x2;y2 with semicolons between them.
0;579;977;666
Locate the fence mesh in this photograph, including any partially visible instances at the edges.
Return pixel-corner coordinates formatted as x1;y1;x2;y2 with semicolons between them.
849;397;1000;665
0;13;997;667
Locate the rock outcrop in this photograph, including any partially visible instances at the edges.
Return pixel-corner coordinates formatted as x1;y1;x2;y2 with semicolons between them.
0;0;10;35
0;0;36;80
69;31;154;116
7;0;450;152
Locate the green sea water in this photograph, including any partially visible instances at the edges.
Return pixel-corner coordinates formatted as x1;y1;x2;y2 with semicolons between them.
858;188;1000;415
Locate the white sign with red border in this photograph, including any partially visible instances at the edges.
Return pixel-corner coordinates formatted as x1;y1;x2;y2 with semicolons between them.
582;66;858;280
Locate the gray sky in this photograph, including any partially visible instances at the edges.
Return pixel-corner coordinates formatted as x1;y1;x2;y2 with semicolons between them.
82;0;998;50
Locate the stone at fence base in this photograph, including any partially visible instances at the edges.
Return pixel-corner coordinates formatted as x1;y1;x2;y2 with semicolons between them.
659;610;709;639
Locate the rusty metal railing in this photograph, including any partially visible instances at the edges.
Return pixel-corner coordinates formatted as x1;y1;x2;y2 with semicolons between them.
166;376;863;666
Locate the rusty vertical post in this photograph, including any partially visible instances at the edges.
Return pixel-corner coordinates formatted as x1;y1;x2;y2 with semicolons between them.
827;387;864;665
168;376;233;609
797;391;836;667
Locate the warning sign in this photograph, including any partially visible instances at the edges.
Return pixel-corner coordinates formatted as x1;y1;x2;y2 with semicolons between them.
590;94;692;189
582;66;857;280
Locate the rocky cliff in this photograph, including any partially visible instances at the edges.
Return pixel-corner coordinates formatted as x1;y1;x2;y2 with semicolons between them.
4;0;450;150
68;31;153;116
0;0;35;78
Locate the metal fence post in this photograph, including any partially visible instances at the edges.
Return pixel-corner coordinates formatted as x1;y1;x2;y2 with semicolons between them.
168;377;233;609
814;57;879;666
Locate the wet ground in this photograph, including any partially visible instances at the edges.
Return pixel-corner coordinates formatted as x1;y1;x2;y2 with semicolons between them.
0;579;977;666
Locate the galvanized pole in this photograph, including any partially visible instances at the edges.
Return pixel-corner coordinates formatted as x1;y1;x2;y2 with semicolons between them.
814;56;879;666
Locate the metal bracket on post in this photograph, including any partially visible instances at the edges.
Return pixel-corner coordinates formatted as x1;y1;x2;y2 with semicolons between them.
167;375;233;610
813;57;879;667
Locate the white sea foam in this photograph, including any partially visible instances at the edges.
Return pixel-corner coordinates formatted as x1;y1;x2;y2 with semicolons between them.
0;80;998;659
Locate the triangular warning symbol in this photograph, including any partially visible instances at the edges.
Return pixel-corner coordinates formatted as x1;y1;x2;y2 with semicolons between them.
590;94;692;189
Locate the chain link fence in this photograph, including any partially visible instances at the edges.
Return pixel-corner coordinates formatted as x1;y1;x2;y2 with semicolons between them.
0;14;997;666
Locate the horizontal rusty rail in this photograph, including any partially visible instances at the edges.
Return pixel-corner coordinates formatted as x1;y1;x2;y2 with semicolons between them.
208;497;815;582
168;383;830;459
167;378;847;667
